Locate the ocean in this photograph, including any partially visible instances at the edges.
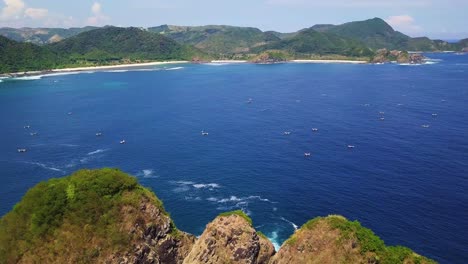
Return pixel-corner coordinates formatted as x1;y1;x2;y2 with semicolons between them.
1;54;467;263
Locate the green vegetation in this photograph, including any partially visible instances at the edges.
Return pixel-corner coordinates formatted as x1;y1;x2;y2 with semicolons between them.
0;168;170;263
218;210;253;226
290;215;436;264
0;36;62;73
50;27;204;64
256;231;268;239
255;28;374;58
148;25;280;55
0;27;207;74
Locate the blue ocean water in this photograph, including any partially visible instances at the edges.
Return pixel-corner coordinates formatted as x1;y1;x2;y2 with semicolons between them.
1;55;467;263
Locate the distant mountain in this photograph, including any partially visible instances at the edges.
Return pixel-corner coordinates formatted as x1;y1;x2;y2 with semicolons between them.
148;25;280;54
0;27;97;45
50;27;205;63
0;36;60;73
311;18;462;51
254;28;373;57
313;18;411;50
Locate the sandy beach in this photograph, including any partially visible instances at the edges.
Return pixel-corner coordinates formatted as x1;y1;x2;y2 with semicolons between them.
291;59;368;64
51;61;189;73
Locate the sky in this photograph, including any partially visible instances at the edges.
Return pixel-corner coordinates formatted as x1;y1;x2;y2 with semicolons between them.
0;0;467;39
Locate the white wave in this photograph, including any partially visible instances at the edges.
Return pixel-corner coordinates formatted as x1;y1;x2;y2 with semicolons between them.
87;148;108;155
173;181;220;190
173;185;191;193
211;195;275;204
165;67;184;71
0;80;3;83
280;217;298;230
193;183;220;189
25;162;64;173
60;144;79;147
12;76;43;80
267;231;281;251
175;181;195;185
136;169;158;178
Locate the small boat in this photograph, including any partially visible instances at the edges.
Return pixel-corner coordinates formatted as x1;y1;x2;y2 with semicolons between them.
30;132;38;136
380;117;385;121
120;140;126;144
421;125;430;128
347;145;355;149
17;148;27;153
24;125;31;129
247;98;253;104
312;128;319;132
96;132;103;137
379;112;385;115
304;153;311;157
283;131;291;135
201;131;209;136
432;114;438;117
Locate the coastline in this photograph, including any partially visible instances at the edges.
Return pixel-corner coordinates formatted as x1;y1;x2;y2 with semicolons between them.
291;59;368;64
0;61;189;78
0;59;372;79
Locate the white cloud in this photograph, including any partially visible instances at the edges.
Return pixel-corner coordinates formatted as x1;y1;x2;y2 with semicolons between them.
87;2;110;26
25;7;48;20
0;0;25;20
386;15;423;35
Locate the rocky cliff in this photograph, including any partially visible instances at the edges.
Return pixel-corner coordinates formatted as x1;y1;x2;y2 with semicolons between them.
0;169;436;264
371;49;425;64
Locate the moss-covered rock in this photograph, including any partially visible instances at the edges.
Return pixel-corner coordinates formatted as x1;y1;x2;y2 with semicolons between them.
272;215;436;264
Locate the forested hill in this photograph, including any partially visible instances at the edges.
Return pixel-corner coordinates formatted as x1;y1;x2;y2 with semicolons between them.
0;27;206;74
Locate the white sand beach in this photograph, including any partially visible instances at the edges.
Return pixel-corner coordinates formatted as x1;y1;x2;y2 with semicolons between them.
51;61;189;73
291;59;368;64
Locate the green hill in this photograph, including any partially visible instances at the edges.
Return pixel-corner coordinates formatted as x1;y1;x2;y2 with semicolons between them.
312;18;460;51
0;169;195;263
149;25;280;55
0;27;97;45
254;28;374;58
0;36;61;73
50;27;205;63
317;18;411;50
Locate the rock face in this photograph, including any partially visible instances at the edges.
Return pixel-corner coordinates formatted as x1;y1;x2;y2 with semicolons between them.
183;212;275;264
109;198;196;264
372;48;425;64
0;169;436;264
271;215;435;264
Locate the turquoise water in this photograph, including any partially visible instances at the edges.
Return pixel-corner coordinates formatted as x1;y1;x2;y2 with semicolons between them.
1;55;467;263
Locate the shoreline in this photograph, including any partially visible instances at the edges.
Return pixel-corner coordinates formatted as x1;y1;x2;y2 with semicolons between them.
291;59;368;64
0;61;189;78
0;59;373;79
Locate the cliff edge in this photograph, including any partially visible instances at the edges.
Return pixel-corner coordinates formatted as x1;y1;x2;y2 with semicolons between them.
0;169;436;264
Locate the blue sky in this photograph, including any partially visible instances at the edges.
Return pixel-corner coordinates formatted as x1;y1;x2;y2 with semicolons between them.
0;0;467;39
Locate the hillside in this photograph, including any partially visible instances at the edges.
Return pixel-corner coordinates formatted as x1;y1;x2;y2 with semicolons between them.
50;27;205;63
0;169;436;264
254;28;374;58
311;18;461;51
0;36;61;73
149;25;280;55
0;27;97;45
